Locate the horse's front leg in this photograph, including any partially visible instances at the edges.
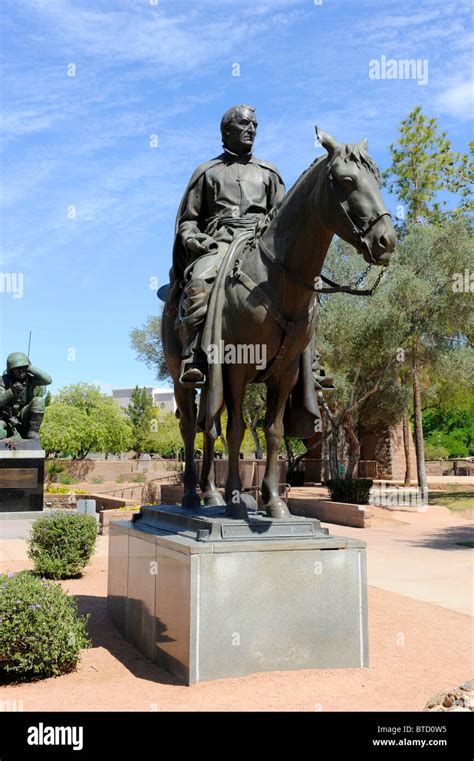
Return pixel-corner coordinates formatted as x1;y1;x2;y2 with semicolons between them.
262;360;300;518
223;370;253;518
173;383;200;509
200;427;226;507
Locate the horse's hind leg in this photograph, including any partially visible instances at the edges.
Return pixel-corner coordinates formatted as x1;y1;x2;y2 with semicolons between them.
173;382;200;509
200;429;226;507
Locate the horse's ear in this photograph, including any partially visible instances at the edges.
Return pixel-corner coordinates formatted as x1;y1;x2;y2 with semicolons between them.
315;126;339;157
358;137;369;153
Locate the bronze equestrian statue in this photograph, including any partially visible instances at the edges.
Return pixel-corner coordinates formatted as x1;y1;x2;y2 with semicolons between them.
162;111;396;519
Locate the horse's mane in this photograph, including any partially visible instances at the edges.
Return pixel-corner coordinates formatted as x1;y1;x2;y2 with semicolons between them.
252;143;380;243
335;143;381;183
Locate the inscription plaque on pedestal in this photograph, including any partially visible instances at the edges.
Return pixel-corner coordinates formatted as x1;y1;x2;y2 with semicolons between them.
0;443;45;513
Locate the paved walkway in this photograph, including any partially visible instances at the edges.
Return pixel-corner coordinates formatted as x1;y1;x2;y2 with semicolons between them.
328;505;473;615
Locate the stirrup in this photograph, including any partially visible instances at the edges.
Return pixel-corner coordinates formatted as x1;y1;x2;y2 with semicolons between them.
179;363;207;388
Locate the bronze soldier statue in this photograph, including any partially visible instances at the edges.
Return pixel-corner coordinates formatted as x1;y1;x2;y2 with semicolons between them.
170;104;285;386
0;352;52;441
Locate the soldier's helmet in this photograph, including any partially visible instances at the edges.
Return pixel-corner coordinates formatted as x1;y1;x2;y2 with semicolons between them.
6;352;30;372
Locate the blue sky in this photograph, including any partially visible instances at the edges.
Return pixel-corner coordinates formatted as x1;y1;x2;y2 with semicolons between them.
0;0;472;394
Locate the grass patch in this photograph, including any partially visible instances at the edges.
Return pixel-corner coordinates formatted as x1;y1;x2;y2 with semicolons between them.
428;491;474;511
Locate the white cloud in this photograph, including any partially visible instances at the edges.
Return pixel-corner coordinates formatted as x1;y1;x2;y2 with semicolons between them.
435;80;474;121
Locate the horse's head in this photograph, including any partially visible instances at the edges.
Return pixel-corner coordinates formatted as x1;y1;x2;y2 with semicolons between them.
316;127;396;265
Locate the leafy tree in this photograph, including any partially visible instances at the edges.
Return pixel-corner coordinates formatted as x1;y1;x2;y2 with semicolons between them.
148;410;184;458
382;221;473;491
422;348;474;457
384;105;473;225
383;106;473;490
317;240;408;480
130;314;169;381
42;383;133;458
126;386;155;456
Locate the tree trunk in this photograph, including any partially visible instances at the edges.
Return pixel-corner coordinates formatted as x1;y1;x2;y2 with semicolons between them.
251;427;263;459
344;416;360;479
250;413;263;459
412;350;428;498
402;411;412;487
328;424;340;480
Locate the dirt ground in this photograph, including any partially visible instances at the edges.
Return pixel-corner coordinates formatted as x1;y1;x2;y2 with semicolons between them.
0;546;471;712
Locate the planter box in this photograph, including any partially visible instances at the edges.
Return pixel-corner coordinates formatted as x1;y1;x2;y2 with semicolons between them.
289;498;372;528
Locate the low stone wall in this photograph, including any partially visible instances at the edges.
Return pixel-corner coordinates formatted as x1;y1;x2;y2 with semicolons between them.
52;458;183;482
289;497;372;528
160;484;186;505
43;492;134;511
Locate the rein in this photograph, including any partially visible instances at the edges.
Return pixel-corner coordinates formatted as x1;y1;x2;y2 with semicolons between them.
258;236;386;297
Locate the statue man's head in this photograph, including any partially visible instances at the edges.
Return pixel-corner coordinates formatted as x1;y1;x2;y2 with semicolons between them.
6;352;30;381
220;104;257;156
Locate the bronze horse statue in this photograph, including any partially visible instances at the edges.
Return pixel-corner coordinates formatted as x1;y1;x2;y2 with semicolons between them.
162;128;396;519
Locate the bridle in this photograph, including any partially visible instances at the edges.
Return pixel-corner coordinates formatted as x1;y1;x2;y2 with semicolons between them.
326;158;392;264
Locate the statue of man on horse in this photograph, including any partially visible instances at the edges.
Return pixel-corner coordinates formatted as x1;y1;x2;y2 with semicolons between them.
162;109;396;518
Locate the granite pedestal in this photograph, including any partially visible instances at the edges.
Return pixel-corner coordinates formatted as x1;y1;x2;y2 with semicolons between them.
107;505;368;684
0;442;45;513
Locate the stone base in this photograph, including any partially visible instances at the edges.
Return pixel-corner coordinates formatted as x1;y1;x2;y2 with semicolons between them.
0;443;45;513
107;505;369;684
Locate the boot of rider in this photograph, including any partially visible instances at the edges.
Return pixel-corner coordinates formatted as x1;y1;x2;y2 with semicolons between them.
179;328;207;387
25;412;44;441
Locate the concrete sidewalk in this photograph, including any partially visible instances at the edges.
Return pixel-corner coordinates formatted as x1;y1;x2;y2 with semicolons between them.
323;505;473;615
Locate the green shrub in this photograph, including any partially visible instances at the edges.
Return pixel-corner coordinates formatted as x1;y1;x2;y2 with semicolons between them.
58;472;77;485
45;462;65;483
0;571;90;680
425;431;469;458
325;478;374;504
27;513;98;579
424;442;450;460
91;476;104;484
131;474;146;483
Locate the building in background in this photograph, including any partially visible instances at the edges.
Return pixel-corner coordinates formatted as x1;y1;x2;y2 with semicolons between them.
112;387;176;414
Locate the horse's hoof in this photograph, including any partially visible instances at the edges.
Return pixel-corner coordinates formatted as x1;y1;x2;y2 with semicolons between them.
263;499;291;519
181;492;201;510
202;490;226;507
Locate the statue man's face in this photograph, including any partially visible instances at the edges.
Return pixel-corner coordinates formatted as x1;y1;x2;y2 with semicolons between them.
223;110;257;155
11;366;28;381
